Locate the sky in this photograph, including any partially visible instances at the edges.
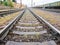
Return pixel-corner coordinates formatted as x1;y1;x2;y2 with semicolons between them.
16;0;60;7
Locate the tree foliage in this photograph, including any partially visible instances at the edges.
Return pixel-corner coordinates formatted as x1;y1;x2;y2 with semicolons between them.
3;1;13;7
3;1;8;6
12;0;16;2
8;1;13;7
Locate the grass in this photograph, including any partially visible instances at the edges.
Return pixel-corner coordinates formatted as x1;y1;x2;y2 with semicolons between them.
0;11;20;26
33;9;60;30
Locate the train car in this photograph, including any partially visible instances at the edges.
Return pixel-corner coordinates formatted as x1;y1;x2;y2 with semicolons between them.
42;1;60;9
41;1;60;9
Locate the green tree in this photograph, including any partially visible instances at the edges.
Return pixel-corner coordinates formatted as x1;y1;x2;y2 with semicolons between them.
8;1;13;7
3;0;13;7
12;0;16;2
0;0;3;4
3;1;8;6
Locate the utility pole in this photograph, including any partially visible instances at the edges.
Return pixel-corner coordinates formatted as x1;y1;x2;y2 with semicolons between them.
31;0;33;7
20;0;22;8
31;0;32;7
33;2;35;7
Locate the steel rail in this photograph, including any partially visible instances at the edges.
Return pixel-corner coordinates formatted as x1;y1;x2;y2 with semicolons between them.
0;10;25;40
29;8;60;34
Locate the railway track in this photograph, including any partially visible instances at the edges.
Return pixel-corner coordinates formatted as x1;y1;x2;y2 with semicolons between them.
33;8;60;13
0;9;60;45
0;9;23;17
42;9;60;13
